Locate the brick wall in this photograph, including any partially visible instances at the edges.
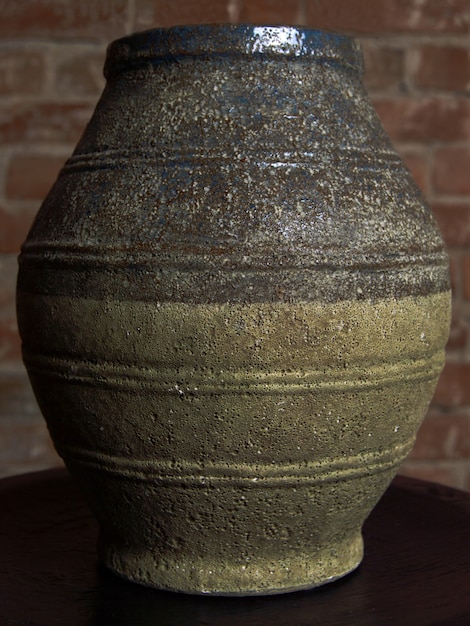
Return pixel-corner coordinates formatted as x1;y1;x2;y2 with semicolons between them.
1;0;469;487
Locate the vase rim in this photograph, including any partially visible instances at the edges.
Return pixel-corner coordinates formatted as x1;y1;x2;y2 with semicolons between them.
104;24;363;79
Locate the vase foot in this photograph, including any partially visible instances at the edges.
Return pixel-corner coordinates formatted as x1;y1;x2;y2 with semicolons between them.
100;530;363;596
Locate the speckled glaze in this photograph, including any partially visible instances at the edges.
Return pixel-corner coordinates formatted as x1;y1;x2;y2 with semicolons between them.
17;25;450;595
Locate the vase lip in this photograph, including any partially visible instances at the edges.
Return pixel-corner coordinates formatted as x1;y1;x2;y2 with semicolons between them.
104;24;363;79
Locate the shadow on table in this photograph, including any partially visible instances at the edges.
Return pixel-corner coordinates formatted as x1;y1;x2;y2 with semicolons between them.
92;565;361;626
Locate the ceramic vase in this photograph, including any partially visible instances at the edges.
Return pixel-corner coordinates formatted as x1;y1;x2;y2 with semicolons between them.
17;25;450;595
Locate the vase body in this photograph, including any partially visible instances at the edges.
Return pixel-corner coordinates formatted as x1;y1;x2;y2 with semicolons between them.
17;25;450;595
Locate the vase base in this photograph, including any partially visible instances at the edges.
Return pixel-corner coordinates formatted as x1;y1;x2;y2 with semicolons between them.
100;531;363;596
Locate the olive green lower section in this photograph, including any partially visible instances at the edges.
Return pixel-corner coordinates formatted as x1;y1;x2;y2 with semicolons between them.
103;530;364;596
71;458;380;596
17;290;450;594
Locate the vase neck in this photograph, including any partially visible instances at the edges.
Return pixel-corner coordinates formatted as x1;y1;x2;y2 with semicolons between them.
104;24;363;80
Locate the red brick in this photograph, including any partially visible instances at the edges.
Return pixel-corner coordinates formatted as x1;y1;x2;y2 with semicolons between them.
0;255;18;309
411;45;470;93
464;469;470;492
0;254;21;367
0;374;41;420
432;146;470;196
432;202;470;248
409;414;470;460
442;298;468;354
0;254;21;364
398;461;462;489
238;0;303;25
0;417;62;478
462;255;470;300
0;0;128;40
361;41;405;93
0;205;38;254
0;48;46;95
0;284;22;360
135;0;233;29
6;154;66;201
446;314;468;351
432;361;470;408
398;149;428;193
0;102;92;145
372;97;470;143
0;318;21;362
55;49;106;97
304;0;470;34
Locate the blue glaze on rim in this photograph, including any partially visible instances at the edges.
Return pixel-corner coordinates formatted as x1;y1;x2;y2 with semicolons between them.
104;24;363;79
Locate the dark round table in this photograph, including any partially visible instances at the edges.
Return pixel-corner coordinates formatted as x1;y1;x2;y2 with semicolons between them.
1;469;470;625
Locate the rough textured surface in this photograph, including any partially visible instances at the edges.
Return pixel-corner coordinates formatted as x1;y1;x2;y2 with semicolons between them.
17;25;450;595
4;470;470;624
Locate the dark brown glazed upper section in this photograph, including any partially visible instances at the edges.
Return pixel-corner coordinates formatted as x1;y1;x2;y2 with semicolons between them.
104;25;364;79
19;24;448;304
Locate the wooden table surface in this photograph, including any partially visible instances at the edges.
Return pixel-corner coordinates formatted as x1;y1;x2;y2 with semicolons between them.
1;469;470;625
